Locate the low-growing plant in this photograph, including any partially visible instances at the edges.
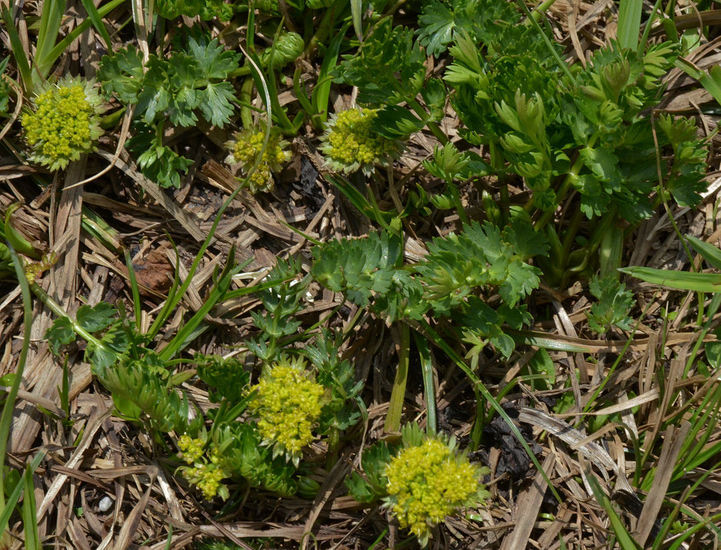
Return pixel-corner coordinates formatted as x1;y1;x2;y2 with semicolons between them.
98;32;240;187
347;423;489;547
225;126;291;192
21;77;105;171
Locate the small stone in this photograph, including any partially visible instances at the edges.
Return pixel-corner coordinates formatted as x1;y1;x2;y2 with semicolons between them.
98;495;113;512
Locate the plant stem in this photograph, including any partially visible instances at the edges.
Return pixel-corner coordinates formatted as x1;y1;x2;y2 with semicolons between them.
385;323;410;433
408;98;448;145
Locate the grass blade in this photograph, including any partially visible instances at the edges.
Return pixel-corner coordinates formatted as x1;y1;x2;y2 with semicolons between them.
618;0;642;51
0;452;44;536
78;0;113;51
2;6;33;92
0;240;34;511
414;331;436;435
350;0;363;42
384;323;409;433
33;0;66;80
686;235;721;271
586;471;641;549
21;464;40;550
619;266;721;293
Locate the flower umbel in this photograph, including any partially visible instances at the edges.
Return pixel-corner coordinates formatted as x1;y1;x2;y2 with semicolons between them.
248;357;325;465
226;127;290;193
384;427;489;546
177;435;230;500
319;107;399;175
22;77;104;171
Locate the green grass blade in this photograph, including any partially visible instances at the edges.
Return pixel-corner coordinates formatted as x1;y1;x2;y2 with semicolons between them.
311;23;349;126
0;241;34;511
414;331;436;435
0;452;44;536
45;0;126;73
2;6;33;92
676;59;721;106
618;0;642;51
123;248;143;332
158;250;246;362
34;0;66;80
686;235;721;271
586;472;641;549
619;266;721;292
350;0;363;42
78;0;113;51
384;324;409;433
21;464;40;550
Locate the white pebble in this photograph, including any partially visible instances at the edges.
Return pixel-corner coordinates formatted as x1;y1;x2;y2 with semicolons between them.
98;496;113;512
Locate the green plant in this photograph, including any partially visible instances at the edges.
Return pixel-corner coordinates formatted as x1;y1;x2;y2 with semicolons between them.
319;107;401;175
226;126;291;193
347;424;488;547
587;274;636;334
248;356;325;465
440;1;708;281
98;33;240;187
22;77;104;170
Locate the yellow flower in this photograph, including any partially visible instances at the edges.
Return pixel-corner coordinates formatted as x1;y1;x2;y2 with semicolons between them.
319;108;400;175
176;436;230;500
248;357;325;465
384;435;488;546
226;128;290;193
22;77;104;170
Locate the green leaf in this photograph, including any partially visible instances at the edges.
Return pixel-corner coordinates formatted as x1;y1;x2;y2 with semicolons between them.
618;0;642;52
620;266;721;293
76;302;117;333
98;47;145;103
334;18;425;106
198;82;236;127
372;105;425;138
186;34;240;80
687;235;721;272
46;317;76;355
587;275;635;334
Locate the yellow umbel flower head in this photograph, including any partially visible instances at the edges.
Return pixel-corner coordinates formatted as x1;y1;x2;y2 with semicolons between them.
226;126;290;193
384;425;489;546
176;435;231;501
22;77;104;171
248;356;325;466
319;107;400;176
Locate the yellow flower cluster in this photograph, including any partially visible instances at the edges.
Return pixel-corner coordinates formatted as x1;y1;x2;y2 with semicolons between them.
249;359;325;464
228;129;290;193
177;436;230;500
385;438;484;544
320;108;398;175
22;78;103;171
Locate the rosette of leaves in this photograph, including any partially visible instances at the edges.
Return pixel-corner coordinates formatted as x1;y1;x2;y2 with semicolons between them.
21;76;104;170
347;424;489;547
319;107;401;175
225;126;291;193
